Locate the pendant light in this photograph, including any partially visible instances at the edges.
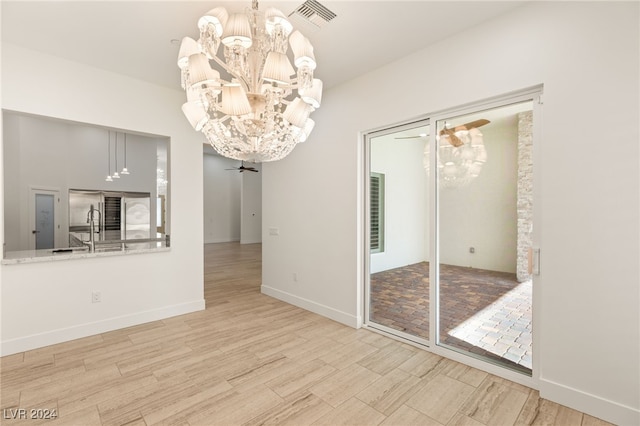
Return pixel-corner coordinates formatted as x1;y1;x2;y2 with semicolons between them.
105;130;113;182
121;133;130;175
112;132;120;179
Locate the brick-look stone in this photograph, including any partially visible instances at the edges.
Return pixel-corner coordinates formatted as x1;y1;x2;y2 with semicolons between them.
517;111;533;282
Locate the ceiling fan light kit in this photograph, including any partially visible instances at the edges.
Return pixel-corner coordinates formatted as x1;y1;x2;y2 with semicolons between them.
178;0;323;163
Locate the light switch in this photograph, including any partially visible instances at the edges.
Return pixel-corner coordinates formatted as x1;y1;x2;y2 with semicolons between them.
269;227;279;236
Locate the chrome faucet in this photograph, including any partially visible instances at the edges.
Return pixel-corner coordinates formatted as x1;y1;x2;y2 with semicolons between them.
86;204;101;253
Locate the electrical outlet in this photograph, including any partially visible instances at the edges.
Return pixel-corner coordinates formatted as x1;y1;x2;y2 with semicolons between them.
92;291;102;303
469;247;475;254
293;272;298;282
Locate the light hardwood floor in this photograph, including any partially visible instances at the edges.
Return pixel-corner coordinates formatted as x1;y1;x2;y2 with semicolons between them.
1;242;612;425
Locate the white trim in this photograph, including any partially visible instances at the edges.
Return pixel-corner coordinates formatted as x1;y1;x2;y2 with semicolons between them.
240;238;262;245
362;119;431;338
539;378;640;426
204;238;240;244
0;299;205;356
261;285;360;328
365;323;430;348
531;93;543;384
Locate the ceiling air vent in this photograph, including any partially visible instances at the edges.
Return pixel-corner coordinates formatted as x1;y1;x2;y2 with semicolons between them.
289;0;337;31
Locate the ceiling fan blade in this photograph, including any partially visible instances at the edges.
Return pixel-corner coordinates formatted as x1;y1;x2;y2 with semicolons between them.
248;169;258;172
439;128;464;147
454;119;490;132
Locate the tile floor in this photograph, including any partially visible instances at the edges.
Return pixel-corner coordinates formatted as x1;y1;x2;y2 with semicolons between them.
370;262;532;372
0;243;612;425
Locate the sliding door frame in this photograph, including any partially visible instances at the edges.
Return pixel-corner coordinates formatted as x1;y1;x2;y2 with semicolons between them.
363;118;431;348
362;85;543;389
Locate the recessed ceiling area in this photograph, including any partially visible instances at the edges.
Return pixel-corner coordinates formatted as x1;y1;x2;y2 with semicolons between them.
1;1;527;90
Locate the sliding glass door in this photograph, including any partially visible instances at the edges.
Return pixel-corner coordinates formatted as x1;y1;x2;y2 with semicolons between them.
365;89;540;377
366;121;431;344
434;100;534;374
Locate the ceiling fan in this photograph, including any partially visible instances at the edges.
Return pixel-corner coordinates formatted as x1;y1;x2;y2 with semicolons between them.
225;161;259;173
440;119;490;147
395;119;490;147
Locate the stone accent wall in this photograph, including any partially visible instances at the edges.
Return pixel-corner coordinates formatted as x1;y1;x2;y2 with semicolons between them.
517;111;533;282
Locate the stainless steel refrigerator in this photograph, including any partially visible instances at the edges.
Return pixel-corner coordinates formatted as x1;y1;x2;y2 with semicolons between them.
68;189;151;246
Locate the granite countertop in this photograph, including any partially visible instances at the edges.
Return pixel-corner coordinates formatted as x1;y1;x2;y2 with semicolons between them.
2;242;169;265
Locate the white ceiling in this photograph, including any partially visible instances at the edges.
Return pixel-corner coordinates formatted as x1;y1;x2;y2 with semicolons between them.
1;1;526;91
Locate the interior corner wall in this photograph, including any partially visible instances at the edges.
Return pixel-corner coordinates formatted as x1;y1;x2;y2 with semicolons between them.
1;43;206;355
370;137;428;274
439;117;518;274
261;2;639;425
240;163;262;245
203;153;241;243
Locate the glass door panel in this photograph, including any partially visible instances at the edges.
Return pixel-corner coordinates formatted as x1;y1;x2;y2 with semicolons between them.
436;101;533;374
35;193;55;250
367;122;431;342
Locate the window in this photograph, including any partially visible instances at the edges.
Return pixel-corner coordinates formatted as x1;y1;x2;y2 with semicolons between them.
370;172;385;253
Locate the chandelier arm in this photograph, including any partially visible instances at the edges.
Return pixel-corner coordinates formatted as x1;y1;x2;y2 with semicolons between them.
209;54;250;92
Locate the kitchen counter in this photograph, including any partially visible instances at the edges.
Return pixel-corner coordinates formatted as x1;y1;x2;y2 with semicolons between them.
2;242;169;265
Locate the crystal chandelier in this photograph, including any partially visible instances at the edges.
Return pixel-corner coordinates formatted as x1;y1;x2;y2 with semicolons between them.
424;126;488;188
178;0;323;163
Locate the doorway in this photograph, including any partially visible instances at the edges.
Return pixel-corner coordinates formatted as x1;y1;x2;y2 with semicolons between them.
29;187;60;250
364;90;540;377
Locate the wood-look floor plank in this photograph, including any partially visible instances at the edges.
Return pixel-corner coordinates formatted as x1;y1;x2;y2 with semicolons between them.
460;375;529;425
57;370;157;416
18;364;118;407
265;359;337;399
405;374;476;425
356;341;417;375
244;392;333;426
312;397;386;426
443;363;489;387
318;339;379;370
382;404;443;426
140;379;233;425
447;412;486;426
398;349;451;380
355;368;424;416
309;364;381;408
186;384;283;425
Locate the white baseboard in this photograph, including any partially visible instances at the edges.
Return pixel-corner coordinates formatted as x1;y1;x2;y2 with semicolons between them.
205;238;240;244
0;299;205;356
539;378;639;425
261;285;360;328
240;238;262;244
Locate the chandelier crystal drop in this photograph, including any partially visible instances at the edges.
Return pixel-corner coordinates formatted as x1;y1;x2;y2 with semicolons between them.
178;0;323;163
425;127;487;188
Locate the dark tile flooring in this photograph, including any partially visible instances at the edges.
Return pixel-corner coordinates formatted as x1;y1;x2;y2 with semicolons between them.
370;262;532;373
